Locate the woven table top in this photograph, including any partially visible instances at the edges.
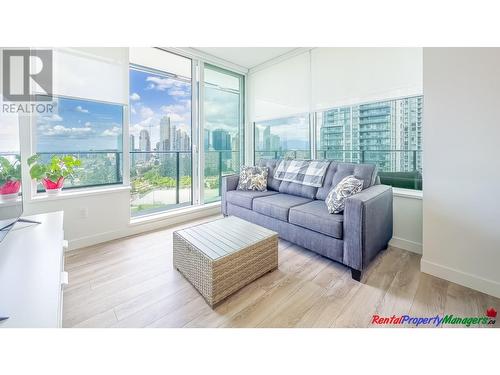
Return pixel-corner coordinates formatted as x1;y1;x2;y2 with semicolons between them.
175;216;278;260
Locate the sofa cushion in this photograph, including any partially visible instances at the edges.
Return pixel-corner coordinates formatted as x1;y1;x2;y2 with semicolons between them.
253;193;312;222
316;162;377;200
279;180;318;199
237;165;268;191
257;159;282;191
225;190;279;210
289;200;344;239
325;175;364;214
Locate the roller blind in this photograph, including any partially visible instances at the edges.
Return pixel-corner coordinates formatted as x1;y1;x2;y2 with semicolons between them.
129;48;191;79
248;52;310;121
44;47;129;105
311;48;423;110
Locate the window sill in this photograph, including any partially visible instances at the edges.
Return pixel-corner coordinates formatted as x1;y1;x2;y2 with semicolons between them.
29;185;131;202
130;201;221;226
392;187;423;200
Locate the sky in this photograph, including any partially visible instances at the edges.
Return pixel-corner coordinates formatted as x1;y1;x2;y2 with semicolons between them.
36;97;123;152
129;68;191;147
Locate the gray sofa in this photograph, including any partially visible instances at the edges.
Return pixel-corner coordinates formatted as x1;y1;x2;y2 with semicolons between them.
221;159;393;281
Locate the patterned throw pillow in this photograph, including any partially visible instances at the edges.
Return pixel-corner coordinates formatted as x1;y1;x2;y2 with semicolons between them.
237;166;268;191
325;175;363;214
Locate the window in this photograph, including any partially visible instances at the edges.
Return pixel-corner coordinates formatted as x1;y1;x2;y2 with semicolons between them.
254;115;311;162
33;47;128;193
203;64;244;203
35;96;124;190
317;96;423;190
129;59;192;217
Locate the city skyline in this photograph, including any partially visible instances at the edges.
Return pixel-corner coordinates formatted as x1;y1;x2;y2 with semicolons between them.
129;68;191;150
254;96;423;173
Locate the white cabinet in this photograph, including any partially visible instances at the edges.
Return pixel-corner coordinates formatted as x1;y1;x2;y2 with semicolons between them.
0;211;66;328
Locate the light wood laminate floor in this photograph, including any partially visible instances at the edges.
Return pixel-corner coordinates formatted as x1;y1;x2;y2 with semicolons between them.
63;216;500;328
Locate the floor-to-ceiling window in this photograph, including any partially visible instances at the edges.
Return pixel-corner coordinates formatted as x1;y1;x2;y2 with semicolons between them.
129;51;193;217
203;64;244;203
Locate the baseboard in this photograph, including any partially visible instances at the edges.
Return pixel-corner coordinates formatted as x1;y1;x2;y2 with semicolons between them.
421;258;500;299
67;205;221;251
389;237;422;254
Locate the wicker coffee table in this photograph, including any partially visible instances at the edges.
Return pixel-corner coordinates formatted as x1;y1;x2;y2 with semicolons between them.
173;216;278;307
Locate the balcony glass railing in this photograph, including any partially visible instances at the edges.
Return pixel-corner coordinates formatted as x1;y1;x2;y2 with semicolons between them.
204;150;241;203
130;151;192;217
317;149;422;190
254;149;422;190
130;150;241;213
36;151;123;192
254;150;311;161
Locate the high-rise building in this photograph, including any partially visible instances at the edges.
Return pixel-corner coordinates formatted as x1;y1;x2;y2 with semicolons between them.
319;96;423;172
320;106;357;162
204;129;211;151
129;134;135;151
139;129;151;162
254;126;261;151
212;129;232;163
159;116;171;151
212;129;232;151
175;128;190;151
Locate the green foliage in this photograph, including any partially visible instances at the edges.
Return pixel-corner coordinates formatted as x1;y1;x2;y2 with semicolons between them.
0;156;21;185
27;154;82;182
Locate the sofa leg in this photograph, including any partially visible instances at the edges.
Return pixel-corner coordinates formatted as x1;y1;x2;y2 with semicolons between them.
351;269;362;282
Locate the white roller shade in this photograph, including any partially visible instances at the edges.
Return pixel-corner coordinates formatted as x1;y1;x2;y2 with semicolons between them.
49;47;129;104
311;48;423;110
130;48;191;78
205;66;240;91
248;52;310;121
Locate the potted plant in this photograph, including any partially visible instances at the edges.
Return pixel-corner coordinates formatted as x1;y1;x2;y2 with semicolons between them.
28;154;82;195
0;156;22;202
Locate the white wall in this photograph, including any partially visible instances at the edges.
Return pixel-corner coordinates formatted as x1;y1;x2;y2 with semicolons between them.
23;190;220;250
422;48;500;298
247;48;423;253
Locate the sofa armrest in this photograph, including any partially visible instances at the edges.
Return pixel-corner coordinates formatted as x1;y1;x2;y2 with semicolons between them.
343;185;393;271
221;174;240;215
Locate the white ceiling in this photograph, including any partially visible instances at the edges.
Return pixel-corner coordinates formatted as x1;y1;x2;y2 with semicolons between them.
191;47;298;69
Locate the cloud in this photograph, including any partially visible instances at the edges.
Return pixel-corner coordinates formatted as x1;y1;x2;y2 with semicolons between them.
41;124;94;137
75;105;89;113
130;106;136;115
42;113;63;122
160;104;191;123
130;117;153;137
101;126;121;137
146;76;190;92
168;88;189;97
130;92;141;101
146;76;176;91
140;106;154;119
84;122;92;128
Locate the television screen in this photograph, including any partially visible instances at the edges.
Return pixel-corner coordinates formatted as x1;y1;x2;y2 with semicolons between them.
0;111;22;243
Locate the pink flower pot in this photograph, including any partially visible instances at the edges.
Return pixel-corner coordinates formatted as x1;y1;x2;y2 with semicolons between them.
42;177;65;195
0;180;21;202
